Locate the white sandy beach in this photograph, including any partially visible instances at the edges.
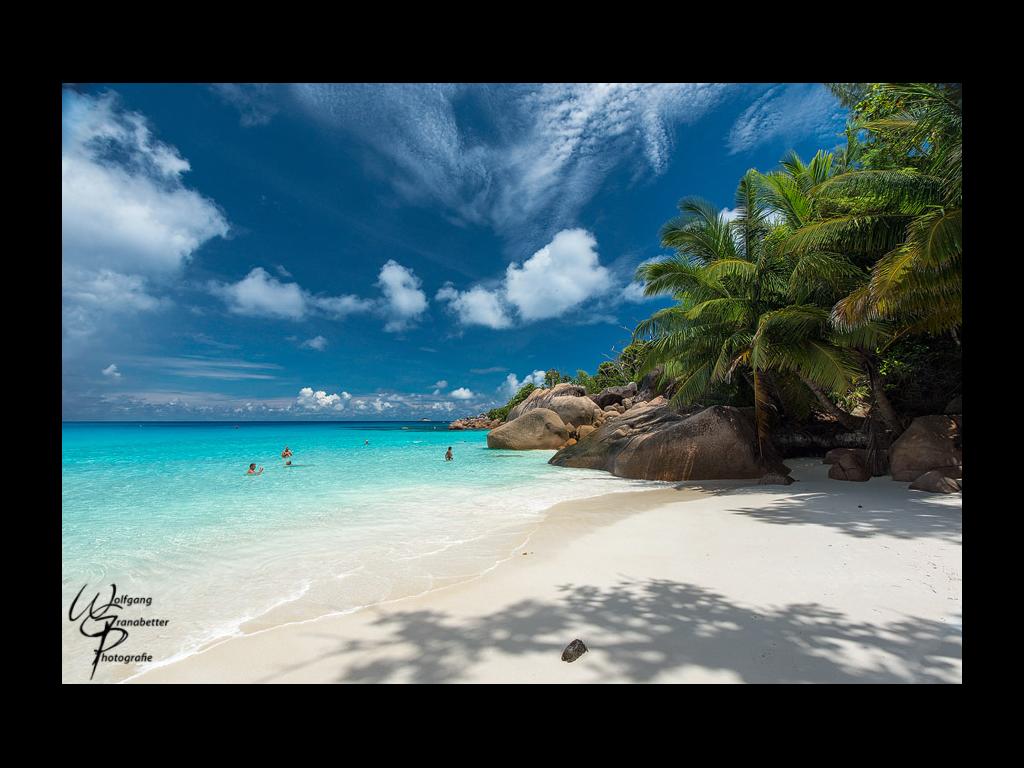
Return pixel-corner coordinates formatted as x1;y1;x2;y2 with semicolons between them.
128;458;962;684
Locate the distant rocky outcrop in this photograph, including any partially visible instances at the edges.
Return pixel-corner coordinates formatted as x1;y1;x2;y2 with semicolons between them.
449;415;499;430
486;408;572;450
548;399;789;481
889;415;962;481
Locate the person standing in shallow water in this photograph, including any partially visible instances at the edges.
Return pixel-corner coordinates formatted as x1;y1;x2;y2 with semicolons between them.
445;446;453;461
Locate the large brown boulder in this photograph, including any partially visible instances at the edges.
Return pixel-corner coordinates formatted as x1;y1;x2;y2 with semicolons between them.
487;408;571;450
546;395;603;426
889;415;962;481
828;450;870;482
507;383;587;421
910;470;961;494
548;401;789;481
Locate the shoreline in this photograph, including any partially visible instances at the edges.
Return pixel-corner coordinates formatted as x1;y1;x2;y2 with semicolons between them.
127;458;961;683
120;478;703;683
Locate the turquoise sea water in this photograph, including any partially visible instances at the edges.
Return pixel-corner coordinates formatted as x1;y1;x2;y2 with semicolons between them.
62;421;657;683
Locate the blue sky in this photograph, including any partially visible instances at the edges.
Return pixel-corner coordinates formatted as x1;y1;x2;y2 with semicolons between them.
62;83;847;420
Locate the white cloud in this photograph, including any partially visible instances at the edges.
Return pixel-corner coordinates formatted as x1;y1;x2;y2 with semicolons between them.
435;283;512;329
309;294;376;319
450;387;475;400
62;90;229;340
209;268;375;322
211;267;307;319
505;229;611;321
727;84;844;155
433;380;448;389
377;260;428;332
296;386;349;411
101;363;121;378
300;335;328;351
436;229;612;328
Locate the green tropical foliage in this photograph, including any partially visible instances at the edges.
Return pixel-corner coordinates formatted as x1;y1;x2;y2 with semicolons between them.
632;82;961;443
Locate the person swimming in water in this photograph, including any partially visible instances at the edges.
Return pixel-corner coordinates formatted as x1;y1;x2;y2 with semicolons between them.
364;439;369;446
445;446;453;461
281;446;294;465
246;463;264;475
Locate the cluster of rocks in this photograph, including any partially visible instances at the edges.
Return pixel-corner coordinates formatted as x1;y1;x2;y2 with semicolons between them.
448;415;501;431
822;413;962;494
487;378;791;482
480;371;962;492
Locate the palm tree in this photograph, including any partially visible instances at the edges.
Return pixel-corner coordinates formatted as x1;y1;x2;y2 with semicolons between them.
635;170;864;456
789;83;962;338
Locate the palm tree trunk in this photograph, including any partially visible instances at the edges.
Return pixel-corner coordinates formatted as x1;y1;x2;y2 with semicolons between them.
799;374;860;431
863;358;903;434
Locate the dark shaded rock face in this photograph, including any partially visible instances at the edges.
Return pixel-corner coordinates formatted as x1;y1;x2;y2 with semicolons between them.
822;447;887;470
944;395;962;415
591;383;637;409
910;470;961;494
549;401;789;481
487;408;570;450
636;366;678;402
827;450;870;482
889;415;962;481
773;420;868;458
561;639;588;662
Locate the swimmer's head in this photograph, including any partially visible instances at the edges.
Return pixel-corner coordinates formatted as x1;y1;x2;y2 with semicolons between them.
249;463;256;470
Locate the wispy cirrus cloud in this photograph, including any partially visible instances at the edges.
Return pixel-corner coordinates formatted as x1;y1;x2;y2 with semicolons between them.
727;83;846;155
131;355;283;381
210;83;281;127
291;83;732;240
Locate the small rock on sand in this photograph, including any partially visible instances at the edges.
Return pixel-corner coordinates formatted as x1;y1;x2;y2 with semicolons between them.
561;639;588;662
